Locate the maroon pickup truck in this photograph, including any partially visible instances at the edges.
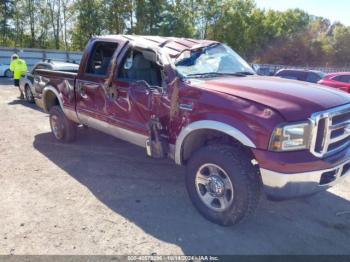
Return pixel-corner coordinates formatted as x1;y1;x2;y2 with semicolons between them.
34;35;350;226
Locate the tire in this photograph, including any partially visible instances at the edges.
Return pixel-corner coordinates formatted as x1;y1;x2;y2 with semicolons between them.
186;145;262;226
49;105;77;142
24;85;35;103
5;69;12;78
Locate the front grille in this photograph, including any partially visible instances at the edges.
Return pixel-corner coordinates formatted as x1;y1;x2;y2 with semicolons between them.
310;104;350;158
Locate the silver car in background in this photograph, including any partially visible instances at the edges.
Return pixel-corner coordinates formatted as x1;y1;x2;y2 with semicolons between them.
0;64;12;78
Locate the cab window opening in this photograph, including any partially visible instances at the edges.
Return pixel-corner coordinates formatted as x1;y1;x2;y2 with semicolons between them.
117;48;162;87
86;42;118;76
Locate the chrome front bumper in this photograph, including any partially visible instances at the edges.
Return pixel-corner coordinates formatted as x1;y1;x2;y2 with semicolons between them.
260;159;350;200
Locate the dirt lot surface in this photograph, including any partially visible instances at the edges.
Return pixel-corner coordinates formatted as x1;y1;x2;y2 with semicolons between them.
0;77;349;255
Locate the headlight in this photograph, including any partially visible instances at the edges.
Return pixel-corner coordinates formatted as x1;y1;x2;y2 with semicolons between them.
269;121;312;151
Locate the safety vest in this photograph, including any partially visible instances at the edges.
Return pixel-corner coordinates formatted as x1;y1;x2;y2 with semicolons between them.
10;59;27;80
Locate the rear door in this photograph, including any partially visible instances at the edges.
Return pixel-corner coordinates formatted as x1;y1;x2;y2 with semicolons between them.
75;40;127;126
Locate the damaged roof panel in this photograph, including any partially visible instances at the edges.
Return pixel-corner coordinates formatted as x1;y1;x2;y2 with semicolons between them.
97;35;217;57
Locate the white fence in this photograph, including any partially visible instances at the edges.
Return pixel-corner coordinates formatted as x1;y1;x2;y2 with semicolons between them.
253;64;350;76
0;47;83;68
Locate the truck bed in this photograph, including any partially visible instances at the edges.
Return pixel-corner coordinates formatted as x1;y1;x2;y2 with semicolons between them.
34;69;77;111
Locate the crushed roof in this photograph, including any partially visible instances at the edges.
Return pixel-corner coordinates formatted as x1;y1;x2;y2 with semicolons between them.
97;35;217;57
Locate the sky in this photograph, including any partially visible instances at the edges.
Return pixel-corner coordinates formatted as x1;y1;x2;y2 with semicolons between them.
255;0;350;26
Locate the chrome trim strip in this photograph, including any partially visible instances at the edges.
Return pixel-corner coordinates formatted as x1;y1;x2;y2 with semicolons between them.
175;120;256;165
311;103;350;119
78;114;148;148
331;132;350;143
330;121;350;131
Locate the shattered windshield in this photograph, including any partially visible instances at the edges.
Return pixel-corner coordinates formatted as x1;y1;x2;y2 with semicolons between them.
175;43;255;78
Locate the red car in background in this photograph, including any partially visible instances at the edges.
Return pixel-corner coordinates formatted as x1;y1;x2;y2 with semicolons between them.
318;72;350;92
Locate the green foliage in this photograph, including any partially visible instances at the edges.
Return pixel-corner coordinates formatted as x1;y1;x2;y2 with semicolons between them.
332;25;350;65
71;0;104;50
1;0;350;66
159;0;196;37
0;0;15;46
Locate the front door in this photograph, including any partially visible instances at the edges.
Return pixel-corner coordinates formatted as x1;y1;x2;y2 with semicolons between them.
107;47;165;146
75;40;125;126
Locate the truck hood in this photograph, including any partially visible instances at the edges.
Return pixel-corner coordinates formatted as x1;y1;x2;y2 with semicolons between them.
190;76;350;121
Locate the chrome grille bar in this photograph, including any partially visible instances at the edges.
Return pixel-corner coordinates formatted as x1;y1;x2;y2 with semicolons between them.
330;121;350;131
310;103;350;158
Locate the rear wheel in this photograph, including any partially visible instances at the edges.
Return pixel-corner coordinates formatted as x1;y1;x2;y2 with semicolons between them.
49;105;77;142
186;145;261;226
24;86;34;103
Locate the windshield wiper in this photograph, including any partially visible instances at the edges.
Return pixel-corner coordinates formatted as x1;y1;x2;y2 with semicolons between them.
186;72;226;78
186;71;254;78
231;71;255;76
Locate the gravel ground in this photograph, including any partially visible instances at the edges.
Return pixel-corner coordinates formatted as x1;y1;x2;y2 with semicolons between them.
0;77;349;255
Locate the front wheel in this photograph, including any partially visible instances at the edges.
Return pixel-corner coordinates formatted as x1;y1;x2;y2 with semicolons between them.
186;145;262;226
49;106;77;142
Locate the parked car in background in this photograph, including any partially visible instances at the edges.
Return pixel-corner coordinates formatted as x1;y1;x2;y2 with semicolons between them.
318;72;350;93
252;64;275;76
20;60;79;103
0;64;13;78
275;69;326;83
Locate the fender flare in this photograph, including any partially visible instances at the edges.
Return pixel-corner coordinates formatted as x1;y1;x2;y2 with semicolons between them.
174;120;256;165
42;86;63;112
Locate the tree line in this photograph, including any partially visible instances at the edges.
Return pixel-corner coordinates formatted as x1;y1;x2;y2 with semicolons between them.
1;0;350;66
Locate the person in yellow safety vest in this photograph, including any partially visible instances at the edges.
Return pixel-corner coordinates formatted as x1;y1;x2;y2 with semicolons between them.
10;54;27;99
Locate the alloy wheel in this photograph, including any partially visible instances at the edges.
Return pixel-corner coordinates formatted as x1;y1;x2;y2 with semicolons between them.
195;163;234;212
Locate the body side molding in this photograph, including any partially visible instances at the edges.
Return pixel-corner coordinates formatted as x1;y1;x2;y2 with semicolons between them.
175;120;256;165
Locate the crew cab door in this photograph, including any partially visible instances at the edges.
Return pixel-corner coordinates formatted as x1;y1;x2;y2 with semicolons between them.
107;46;167;141
75;40;126;125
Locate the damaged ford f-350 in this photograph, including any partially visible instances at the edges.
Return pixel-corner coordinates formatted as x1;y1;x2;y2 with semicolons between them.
33;35;350;226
